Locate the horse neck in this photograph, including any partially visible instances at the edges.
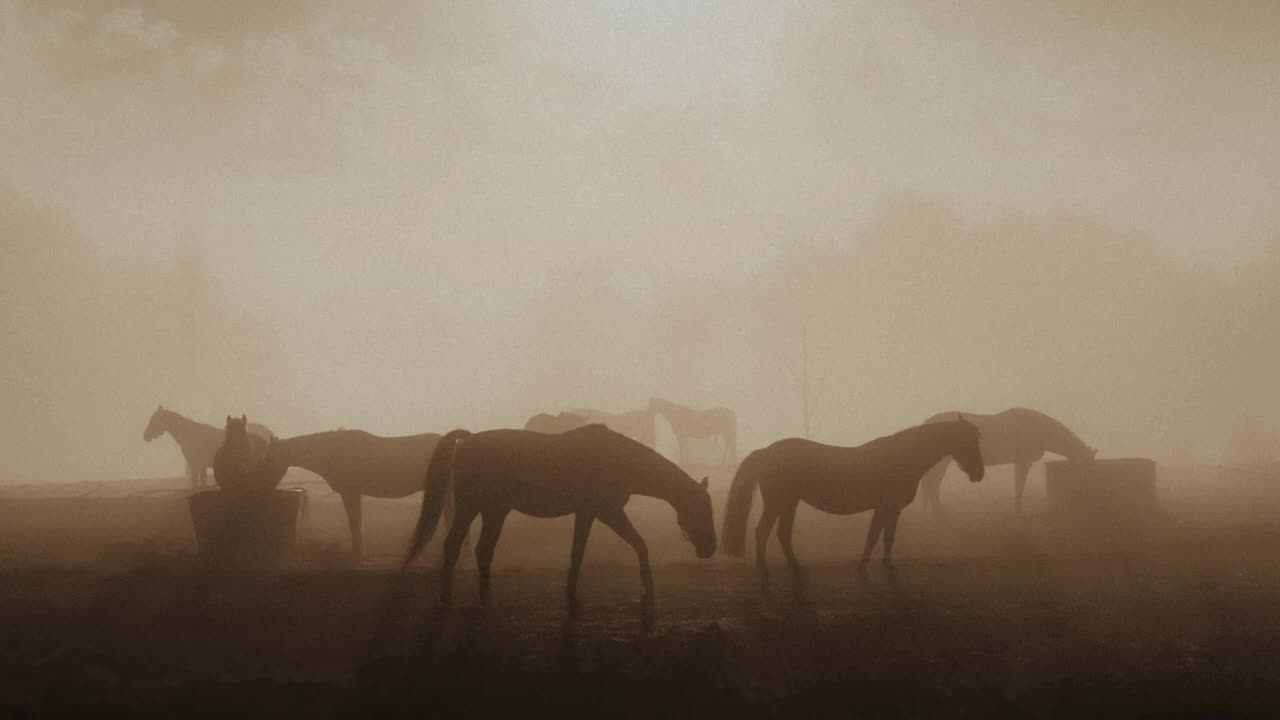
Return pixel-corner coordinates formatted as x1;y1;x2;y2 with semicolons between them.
628;460;696;511
1042;420;1090;459
881;424;967;477
166;413;218;447
274;434;336;475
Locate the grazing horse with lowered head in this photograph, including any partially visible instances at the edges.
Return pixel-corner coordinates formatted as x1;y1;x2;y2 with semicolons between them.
403;424;716;616
648;397;737;466
523;411;590;434
143;406;274;489
722;416;984;592
919;407;1096;520
255;429;442;562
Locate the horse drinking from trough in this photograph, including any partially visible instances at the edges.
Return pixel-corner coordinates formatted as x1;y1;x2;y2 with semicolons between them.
258;430;441;562
402;424;716;616
722;416;985;593
919;407;1096;520
143;406;275;489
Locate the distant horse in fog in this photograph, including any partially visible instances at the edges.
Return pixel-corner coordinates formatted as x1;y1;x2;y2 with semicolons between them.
568;407;657;448
722;417;984;593
143;406;274;489
403;424;716;616
257;429;442;562
919;408;1096;520
523;411;591;434
648;397;736;466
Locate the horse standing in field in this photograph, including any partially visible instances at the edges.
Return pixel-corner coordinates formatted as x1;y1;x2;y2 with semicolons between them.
523;411;590;434
143;406;275;489
919;408;1096;520
403;424;716;616
648;397;737;466
256;430;442;562
722;417;985;593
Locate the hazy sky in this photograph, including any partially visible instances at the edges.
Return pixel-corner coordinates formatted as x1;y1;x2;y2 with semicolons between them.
3;1;1278;481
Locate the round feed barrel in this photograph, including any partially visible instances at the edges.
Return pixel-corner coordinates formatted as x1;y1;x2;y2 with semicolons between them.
1045;458;1158;525
188;488;303;568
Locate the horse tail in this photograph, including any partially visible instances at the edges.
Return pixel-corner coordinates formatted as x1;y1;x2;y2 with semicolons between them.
403;429;470;569
721;449;763;557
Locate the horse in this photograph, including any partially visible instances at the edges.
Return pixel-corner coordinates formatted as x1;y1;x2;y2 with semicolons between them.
143;406;274;489
919;408;1097;520
648;397;737;466
568;407;657;449
721;416;985;592
403;424;716;616
523;411;591;434
213;414;283;495
256;429;442;562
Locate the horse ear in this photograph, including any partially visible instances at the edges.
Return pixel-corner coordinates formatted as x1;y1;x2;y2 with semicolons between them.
700;476;709;490
226;415;232;425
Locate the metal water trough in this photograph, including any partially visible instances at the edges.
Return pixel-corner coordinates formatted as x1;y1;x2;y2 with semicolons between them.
1045;458;1158;525
188;489;304;568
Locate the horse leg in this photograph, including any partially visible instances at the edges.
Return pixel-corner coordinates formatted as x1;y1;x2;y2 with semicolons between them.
755;503;781;594
777;500;803;584
440;504;479;607
598;508;653;607
566;511;594;617
475;508;509;605
881;509;902;565
340;492;363;563
859;510;884;567
1013;462;1030;515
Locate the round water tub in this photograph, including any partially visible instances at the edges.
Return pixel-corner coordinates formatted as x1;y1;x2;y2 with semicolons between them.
188;488;304;568
1045;458;1158;524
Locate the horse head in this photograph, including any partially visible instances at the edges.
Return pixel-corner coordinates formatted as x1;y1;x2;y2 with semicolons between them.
224;414;250;446
952;415;985;483
678;476;717;559
143;405;167;442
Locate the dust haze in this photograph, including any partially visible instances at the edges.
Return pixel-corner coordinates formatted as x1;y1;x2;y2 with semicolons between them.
3;1;1278;482
6;2;1280;716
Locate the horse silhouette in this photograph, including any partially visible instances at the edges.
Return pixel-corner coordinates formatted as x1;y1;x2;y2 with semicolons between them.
403;424;716;616
648;397;737;466
212;414;282;495
722;416;984;593
256;429;442;562
919;407;1096;520
143;406;274;489
523;411;591;434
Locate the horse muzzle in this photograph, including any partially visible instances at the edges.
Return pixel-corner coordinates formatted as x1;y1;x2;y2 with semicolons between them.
967;467;985;483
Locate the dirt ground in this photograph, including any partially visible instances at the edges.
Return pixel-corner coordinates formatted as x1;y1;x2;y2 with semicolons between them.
1;464;1280;717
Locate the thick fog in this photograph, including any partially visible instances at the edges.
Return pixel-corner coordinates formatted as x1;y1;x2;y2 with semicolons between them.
3;1;1278;482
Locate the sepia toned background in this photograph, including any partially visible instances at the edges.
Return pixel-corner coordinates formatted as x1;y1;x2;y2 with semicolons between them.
3;1;1278;483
